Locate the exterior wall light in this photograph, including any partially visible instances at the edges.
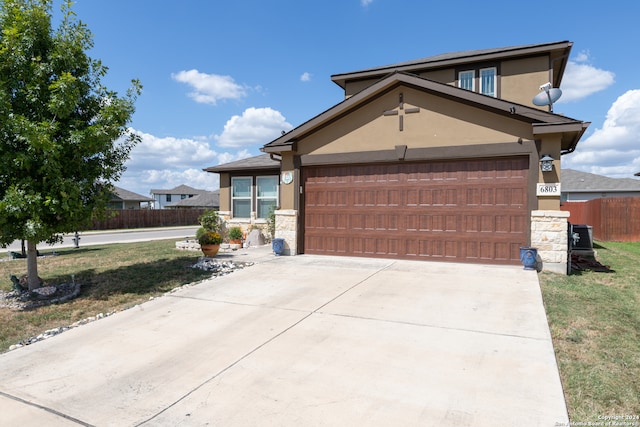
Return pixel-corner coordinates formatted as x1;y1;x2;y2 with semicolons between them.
540;154;554;173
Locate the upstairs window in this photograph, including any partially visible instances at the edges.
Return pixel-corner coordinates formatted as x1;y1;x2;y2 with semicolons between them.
480;67;496;97
166;194;171;202
457;66;498;98
458;70;475;91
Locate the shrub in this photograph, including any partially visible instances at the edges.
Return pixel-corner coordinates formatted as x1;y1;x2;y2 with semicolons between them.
267;207;277;239
198;209;221;232
228;226;243;241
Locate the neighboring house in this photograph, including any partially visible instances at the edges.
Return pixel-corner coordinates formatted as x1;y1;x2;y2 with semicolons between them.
562;169;640;202
108;186;153;210
150;185;208;209
165;190;220;209
207;41;589;274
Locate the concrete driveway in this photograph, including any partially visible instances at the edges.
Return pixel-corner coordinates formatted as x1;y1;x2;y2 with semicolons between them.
0;248;568;426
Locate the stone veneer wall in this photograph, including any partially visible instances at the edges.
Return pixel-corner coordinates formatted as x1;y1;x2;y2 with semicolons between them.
531;210;569;274
274;209;298;256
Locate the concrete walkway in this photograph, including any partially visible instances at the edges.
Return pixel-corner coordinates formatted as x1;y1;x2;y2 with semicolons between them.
0;248;568;426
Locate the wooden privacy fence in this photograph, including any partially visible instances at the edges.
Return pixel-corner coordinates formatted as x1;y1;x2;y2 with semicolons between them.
561;197;640;242
90;209;207;230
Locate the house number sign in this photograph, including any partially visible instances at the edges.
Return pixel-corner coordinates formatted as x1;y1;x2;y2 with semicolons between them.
536;182;561;196
281;171;293;185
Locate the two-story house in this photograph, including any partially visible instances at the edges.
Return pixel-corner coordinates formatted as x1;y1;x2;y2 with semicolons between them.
207;41;589;273
150;184;207;209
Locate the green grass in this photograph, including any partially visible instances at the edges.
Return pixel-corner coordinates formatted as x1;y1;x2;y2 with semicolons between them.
539;241;640;421
0;240;212;352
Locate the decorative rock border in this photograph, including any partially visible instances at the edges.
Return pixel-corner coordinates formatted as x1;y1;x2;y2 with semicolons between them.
0;281;81;311
5;259;253;352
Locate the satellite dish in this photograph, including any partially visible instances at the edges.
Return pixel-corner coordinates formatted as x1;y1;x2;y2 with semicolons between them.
532;83;562;112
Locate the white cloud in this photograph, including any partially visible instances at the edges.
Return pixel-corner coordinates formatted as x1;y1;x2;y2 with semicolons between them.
117;130;259;195
361;0;374;6
127;130;218;170
171;69;247;105
559;52;615;103
563;90;640;177
214;107;293;148
217;149;253;165
115;106;293;195
300;72;312;82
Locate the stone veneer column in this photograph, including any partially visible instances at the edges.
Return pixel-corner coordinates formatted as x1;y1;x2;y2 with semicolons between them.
530;210;569;274
274;209;298;256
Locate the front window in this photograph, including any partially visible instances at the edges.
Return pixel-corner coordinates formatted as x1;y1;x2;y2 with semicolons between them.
480;67;496;97
257;176;278;219
232;177;252;218
458;70;474;91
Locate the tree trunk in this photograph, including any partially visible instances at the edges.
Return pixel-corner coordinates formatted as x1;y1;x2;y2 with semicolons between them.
21;239;26;257
26;240;40;291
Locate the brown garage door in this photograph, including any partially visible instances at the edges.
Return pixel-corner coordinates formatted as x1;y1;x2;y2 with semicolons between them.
303;157;529;264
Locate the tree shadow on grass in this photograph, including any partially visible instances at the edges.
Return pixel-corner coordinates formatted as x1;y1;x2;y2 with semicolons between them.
46;255;213;301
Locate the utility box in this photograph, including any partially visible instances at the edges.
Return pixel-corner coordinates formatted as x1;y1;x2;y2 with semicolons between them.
569;224;595;259
571;224;593;250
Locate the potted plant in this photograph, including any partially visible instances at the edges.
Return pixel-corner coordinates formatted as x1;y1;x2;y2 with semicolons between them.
196;227;223;257
228;226;243;249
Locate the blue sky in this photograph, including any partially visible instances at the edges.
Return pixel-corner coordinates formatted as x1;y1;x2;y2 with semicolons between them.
64;0;639;196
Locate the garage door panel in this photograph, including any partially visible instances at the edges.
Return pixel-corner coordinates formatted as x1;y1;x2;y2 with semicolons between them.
304;157;528;264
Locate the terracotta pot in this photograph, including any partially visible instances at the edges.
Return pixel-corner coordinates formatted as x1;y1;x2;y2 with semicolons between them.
200;244;220;257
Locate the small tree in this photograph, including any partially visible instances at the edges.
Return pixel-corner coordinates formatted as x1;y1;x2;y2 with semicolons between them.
0;0;141;290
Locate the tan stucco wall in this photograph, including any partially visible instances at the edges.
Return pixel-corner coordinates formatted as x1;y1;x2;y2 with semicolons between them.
502;56;550;109
537;134;563;211
343;55;552;108
279;153;296;210
344;80;374;98
418;68;455;84
299;87;533;156
218;173;231;212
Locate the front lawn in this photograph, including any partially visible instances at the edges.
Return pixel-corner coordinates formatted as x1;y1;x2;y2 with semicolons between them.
0;240;212;352
539;241;640;422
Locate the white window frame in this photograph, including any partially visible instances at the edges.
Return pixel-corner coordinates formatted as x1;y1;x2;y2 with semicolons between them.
231;176;253;218
480;67;497;97
458;70;475;91
256;175;279;219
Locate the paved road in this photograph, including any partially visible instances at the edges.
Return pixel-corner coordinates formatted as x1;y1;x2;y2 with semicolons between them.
4;226;199;253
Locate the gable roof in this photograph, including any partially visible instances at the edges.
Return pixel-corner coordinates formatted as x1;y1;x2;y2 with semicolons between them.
150;184;206;195
111;186;152;202
165;190;220;208
562;169;640;192
262;71;588;155
204;154;280;173
331;41;573;90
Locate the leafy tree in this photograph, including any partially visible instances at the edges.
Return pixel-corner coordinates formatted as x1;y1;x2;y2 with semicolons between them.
0;0;141;290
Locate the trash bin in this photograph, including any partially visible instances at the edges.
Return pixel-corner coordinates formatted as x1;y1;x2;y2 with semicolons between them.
519;246;538;270
272;238;285;256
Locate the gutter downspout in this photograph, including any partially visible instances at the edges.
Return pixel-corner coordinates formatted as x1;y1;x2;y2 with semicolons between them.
269;153;282;162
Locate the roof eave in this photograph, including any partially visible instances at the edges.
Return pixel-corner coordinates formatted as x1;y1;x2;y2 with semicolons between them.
264;72;586;155
331;41;573;89
533;121;590;154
